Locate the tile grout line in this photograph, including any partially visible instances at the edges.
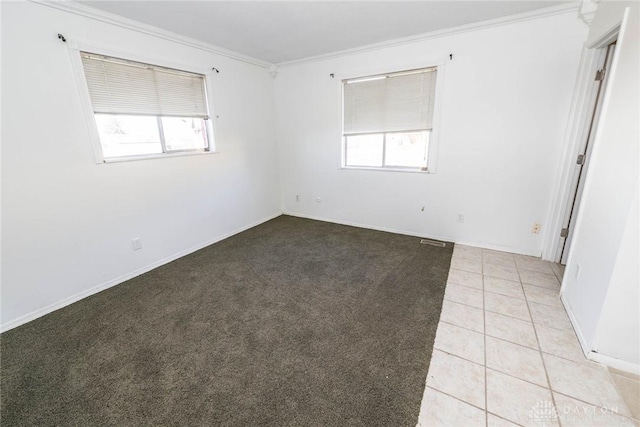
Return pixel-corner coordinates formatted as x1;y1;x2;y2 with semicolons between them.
448;267;562;293
454;253;561;277
435;333;592;390
435;249;572;426
551;388;639;420
602;367;635;421
451;252;482;260
450;318;588;364
446;265;629;391
452;252;635;427
434;344;575;391
516;261;563;427
481;250;489;427
448;282;561;303
485;366;565;396
443;252;604;426
444;290;572;333
424;383;534;427
423;383;559;427
440;316;589;364
487;412;527;427
439;319;484;336
432;347;485;368
549;262;566;282
421;250;484;426
423;385;487;413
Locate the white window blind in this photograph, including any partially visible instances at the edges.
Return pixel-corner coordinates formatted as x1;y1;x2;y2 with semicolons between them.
343;67;437;135
80;52;209;119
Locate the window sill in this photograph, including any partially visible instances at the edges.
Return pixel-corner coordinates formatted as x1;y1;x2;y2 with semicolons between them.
339;166;432;174
102;150;218;164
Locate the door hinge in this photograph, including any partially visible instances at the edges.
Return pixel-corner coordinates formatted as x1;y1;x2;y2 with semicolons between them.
577;154;586;165
595;68;606;81
560;228;569;238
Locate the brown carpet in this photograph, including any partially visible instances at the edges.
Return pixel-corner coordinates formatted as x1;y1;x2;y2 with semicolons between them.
1;215;452;426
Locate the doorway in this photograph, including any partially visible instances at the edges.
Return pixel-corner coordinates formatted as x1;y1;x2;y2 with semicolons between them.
556;41;617;264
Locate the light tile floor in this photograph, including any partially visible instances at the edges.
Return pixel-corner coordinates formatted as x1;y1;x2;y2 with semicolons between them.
417;245;638;427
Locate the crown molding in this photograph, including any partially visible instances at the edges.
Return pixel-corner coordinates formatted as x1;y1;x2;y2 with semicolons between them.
277;1;581;68
28;0;272;69
27;0;580;70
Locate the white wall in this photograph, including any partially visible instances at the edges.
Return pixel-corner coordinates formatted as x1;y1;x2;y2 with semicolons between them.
594;186;639;366
1;1;281;329
274;12;588;256
562;2;640;372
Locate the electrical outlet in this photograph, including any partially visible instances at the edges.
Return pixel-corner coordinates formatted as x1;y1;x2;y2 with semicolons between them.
131;238;142;251
295;195;300;202
457;213;464;223
532;223;541;234
315;197;322;203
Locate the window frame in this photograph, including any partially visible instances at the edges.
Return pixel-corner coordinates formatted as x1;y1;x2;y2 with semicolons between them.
343;130;431;171
67;41;219;164
338;59;445;174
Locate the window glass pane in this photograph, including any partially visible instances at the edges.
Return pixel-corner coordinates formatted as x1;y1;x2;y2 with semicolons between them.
161;117;209;151
384;131;429;168
345;134;384;167
95;114;162;158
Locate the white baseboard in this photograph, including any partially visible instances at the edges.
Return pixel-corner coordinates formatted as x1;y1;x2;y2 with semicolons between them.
1;212;282;333
451;239;539;257
283;211;449;241
560;293;591;358
587;351;640;376
282;211;539;256
560;293;640;375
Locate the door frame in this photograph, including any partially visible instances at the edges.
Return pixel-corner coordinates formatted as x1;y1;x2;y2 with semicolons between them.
541;27;620;263
559;42;616;264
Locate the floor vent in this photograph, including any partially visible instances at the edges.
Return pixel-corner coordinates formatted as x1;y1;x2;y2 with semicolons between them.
420;239;446;247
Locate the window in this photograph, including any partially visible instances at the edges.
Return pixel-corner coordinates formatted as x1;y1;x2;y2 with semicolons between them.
80;52;212;161
342;67;438;171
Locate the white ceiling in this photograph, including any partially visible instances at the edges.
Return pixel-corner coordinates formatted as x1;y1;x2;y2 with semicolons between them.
79;1;568;64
